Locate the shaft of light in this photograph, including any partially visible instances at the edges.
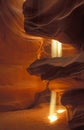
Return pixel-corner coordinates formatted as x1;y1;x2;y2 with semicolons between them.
57;41;62;57
48;40;62;122
48;113;58;123
51;40;62;57
49;91;56;115
51;40;58;57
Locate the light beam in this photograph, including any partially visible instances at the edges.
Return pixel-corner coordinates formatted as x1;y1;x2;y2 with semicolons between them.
48;40;62;122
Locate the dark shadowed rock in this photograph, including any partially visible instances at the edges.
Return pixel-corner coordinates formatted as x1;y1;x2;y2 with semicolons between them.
23;0;84;50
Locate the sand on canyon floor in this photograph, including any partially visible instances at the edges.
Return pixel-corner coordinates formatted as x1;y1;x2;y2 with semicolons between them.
0;103;70;130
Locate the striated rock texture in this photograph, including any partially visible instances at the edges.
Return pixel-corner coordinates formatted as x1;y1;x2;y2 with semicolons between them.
0;0;46;111
0;0;84;111
23;0;84;50
27;52;84;80
61;88;84;129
